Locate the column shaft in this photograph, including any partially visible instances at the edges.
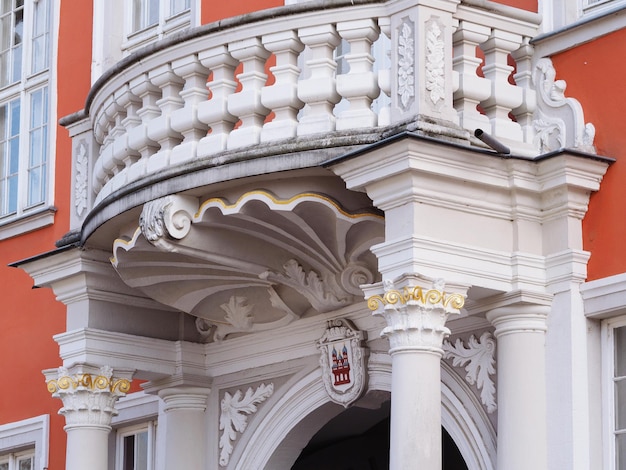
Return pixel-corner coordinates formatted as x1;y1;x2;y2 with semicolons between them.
158;387;210;469
390;350;442;470
65;426;110;470
487;305;548;470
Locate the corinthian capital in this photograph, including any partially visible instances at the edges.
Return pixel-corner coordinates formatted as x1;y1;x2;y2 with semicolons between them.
44;364;134;429
364;273;468;355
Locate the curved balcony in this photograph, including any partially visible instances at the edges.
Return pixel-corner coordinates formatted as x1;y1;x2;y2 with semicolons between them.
62;0;597;240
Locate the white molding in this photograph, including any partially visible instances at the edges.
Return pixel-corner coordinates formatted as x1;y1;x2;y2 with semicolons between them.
0;415;49;470
581;272;626;319
111;391;159;426
0;207;56;241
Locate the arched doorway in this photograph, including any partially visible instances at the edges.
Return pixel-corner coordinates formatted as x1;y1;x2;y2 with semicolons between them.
291;400;468;470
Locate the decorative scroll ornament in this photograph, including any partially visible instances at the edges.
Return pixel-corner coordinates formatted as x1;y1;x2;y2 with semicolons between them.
367;278;465;312
46;365;131;395
443;332;496;413
74;142;88;217
533;58;596;153
219;383;274;466
317;318;368;407
397;19;415;110
139;195;199;243
425;19;445;106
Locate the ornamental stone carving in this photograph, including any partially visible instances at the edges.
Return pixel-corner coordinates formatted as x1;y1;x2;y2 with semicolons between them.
397;19;415;110
443;331;497;413
45;364;133;428
74;141;88;217
533;57;596;153
425;19;445;106
139;194;199;243
317;318;368;407
219;383;274;466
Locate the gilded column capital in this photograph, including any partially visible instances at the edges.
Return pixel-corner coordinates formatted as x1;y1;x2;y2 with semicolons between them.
44;364;134;429
364;273;468;355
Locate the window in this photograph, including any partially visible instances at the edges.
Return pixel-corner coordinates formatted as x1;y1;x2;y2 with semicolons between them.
124;0;191;52
607;320;626;470
116;422;157;470
0;415;49;470
0;450;34;470
0;0;52;231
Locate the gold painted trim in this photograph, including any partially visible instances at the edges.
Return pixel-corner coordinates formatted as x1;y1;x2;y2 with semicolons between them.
47;373;131;395
367;287;465;311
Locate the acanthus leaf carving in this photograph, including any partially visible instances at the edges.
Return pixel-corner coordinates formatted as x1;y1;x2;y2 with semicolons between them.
425;19;445;106
443;331;496;413
219;383;274;466
261;259;352;313
222;296;254;330
397;19;415;110
74;142;89;217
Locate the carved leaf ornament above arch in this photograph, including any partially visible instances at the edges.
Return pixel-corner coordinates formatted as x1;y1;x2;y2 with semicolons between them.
111;190;384;341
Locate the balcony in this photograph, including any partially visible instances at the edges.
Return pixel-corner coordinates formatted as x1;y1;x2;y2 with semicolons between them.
63;0;596;239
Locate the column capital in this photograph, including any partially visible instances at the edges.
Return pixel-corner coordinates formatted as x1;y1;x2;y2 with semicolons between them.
364;273;468;355
44;363;134;429
158;386;211;413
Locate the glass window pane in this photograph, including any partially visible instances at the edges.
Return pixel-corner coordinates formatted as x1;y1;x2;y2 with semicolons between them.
616;326;626;378
0;462;8;470
170;0;190;15
31;0;49;73
123;434;135;470
7;172;17;212
616;379;626;431
136;431;149;470
147;0;159;26
13;7;22;45
18;456;32;470
617;432;626;470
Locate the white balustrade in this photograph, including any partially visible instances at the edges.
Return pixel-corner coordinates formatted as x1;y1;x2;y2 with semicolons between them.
80;1;543;209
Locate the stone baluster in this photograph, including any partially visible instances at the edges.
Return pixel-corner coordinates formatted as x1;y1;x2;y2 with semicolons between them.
336;19;380;130
126;74;161;184
452;21;491;133
297;24;341;136
44;364;134;470
376;17;391;127
511;37;536;145
146;64;184;172
197;46;238;157
170;54;210;165
117;84;142;170
479;29;523;141
261;30;305;142
227;38;271;150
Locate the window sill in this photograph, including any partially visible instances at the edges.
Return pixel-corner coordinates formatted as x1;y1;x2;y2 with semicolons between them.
0;206;57;241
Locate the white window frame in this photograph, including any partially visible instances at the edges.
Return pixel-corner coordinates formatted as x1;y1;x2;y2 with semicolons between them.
0;0;57;240
122;0;195;54
603;316;626;470
0;415;49;470
111;391;159;470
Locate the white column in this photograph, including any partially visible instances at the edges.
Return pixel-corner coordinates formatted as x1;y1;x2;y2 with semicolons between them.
364;274;467;470
44;364;133;470
486;304;549;470
157;387;211;469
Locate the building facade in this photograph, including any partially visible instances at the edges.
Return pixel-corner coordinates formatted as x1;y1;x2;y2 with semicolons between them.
2;0;626;469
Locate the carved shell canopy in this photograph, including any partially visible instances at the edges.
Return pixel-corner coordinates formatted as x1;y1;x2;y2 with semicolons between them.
112;190;384;340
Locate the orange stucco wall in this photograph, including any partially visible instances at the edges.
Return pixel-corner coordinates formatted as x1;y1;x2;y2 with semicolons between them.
201;0;283;24
551;29;626;281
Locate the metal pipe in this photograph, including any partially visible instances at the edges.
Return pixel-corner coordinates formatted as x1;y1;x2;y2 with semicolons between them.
474;129;511;155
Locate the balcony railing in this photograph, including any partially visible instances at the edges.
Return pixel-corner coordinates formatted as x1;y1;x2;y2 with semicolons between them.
63;0;596;233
